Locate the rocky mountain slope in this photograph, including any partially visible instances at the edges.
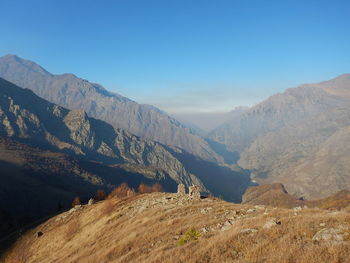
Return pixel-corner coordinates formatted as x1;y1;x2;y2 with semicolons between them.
0;54;223;163
0;137;178;238
209;74;350;199
0;77;251;201
2;192;350;263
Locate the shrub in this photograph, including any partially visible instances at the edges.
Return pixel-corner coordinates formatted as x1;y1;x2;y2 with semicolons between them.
108;183;134;199
94;190;107;201
102;199;115;216
71;196;81;207
138;183;163;194
177;228;201;246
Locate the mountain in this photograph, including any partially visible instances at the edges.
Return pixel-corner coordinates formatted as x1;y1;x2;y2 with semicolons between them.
209;74;350;199
0;77;251;201
0;137;178;240
3;192;350;263
242;183;350;209
0;54;223;163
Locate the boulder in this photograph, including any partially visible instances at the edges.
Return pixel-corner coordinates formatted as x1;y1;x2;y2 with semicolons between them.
263;218;281;229
312;227;349;242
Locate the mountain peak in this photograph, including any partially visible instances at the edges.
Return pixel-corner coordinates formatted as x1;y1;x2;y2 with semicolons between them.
0;54;51;76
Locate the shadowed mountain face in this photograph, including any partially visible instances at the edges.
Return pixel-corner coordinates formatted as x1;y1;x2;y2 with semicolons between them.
0;137;178;237
0;77;251;200
0;77;203;188
210;74;350;199
0;54;223;163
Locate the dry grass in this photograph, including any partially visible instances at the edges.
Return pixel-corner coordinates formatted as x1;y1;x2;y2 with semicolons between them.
2;193;350;263
65;218;81;241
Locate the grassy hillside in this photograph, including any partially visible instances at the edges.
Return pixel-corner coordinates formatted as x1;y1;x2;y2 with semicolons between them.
2;192;350;263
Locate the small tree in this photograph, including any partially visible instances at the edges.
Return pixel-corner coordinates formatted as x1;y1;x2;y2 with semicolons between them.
138;183;147;194
151;183;163;192
94;190;107;201
138;183;163;194
108;183;133;198
71;196;81;207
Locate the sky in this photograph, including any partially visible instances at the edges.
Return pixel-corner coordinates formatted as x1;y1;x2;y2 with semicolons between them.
1;0;350;113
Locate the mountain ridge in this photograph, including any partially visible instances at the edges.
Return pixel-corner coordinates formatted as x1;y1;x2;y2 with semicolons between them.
209;74;350;199
0;54;224;163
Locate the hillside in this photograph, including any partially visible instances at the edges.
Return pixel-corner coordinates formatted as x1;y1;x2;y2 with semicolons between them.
0;54;224;163
0;137;179;238
242;183;350;209
209;74;350;199
2;192;350;263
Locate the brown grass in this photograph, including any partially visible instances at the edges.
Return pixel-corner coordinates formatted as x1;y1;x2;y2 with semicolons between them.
2;193;350;263
65;218;81;241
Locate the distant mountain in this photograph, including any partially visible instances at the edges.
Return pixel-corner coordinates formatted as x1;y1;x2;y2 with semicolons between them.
242;183;350;209
0;77;251;201
0;55;223;163
209;74;350;199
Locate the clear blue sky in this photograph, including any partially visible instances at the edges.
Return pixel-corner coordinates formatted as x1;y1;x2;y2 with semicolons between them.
1;0;350;113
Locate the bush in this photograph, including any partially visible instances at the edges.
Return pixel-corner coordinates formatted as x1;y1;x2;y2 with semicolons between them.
177;228;201;246
108;183;135;199
138;183;163;194
71;196;81;207
94;190;107;201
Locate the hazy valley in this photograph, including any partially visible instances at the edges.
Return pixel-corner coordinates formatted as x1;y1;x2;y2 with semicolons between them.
1;58;350;262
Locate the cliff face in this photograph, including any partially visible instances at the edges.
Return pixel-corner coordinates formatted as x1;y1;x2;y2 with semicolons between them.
0;54;223;163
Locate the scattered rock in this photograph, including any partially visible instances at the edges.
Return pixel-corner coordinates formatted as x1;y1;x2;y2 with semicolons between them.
263;218;281;229
200;227;209;233
177;184;186;195
246;209;255;213
312;227;349;242
68;208;76;214
240;228;258;234
319;223;326;227
36;231;44;238
88;198;95;205
221;220;234;231
200;207;212;214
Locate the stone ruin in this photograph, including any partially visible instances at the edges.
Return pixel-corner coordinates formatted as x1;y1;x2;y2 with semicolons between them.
176;183;201;199
177;183;186;195
188;185;201;199
127;189;135;197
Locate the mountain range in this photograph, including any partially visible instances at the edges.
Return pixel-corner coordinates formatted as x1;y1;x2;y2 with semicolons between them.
0;76;252;241
0;54;224;163
209;74;350;199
